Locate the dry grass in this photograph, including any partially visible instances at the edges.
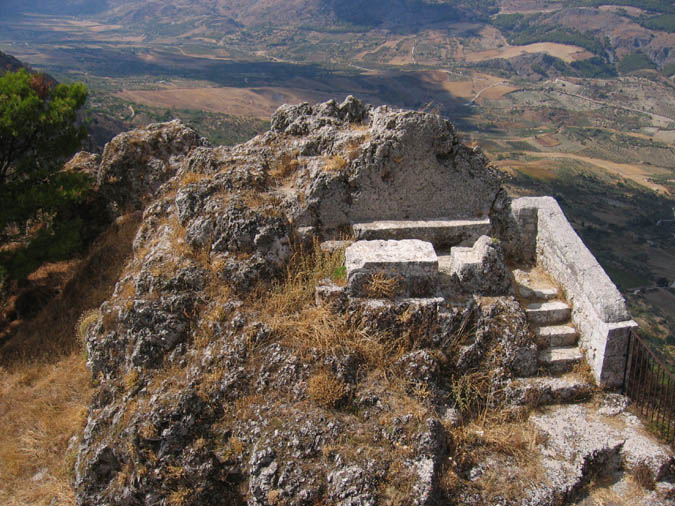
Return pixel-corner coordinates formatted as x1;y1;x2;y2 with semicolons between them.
450;371;493;417
448;417;547;501
167;487;191;506
255;240;414;367
307;371;346;408
323;154;348;172
1;212;141;365
630;462;656;491
455;419;544;460
578;470;646;505
571;357;598;386
180;171;210;186
0;213;141;505
269;149;301;180
76;308;100;343
365;272;400;298
0;353;91;505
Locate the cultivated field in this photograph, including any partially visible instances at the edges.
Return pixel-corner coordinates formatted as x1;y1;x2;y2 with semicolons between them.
117;86;329;119
465;42;593;63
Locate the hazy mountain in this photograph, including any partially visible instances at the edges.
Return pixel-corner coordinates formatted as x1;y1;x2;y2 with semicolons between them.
97;0;493;30
0;0;109;17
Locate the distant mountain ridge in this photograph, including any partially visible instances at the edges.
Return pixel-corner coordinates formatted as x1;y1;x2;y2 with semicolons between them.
0;0;488;31
0;0;109;17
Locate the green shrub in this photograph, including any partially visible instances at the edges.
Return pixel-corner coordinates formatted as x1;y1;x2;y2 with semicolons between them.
618;52;657;74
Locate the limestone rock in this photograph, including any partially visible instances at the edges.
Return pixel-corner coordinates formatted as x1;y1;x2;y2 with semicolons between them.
345;239;438;298
97;119;208;215
63;150;101;177
448;235;512;296
285;97;504;235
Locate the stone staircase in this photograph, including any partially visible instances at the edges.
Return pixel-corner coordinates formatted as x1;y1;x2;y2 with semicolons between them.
515;268;583;374
326;226;596;407
507;268;594;406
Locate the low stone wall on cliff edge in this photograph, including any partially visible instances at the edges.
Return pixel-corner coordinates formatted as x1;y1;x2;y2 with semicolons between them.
510;196;637;388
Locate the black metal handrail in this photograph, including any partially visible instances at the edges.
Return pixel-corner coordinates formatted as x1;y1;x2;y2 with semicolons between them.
623;329;674;445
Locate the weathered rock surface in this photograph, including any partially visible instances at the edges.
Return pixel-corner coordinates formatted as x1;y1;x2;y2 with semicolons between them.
446;235;512;296
97;119;209;215
73;98;671;506
275;96;503;236
345;239;438;298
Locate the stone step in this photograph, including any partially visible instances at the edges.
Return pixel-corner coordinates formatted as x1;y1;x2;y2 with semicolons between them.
352;218;491;249
526;301;571;325
538;346;584;374
535;325;578;348
506;376;594;406
512;268;559;301
437;254;453;274
517;284;558;301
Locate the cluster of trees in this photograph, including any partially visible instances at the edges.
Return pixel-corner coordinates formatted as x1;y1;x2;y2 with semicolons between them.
637;13;675;33
492;13;609;56
572;0;675;14
0;68;92;285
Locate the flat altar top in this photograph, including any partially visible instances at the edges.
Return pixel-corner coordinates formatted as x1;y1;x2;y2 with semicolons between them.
345;240;438;271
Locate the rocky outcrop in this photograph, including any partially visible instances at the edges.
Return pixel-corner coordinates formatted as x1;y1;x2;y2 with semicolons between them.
272;96;503;236
97;119;209;216
74;98;672;506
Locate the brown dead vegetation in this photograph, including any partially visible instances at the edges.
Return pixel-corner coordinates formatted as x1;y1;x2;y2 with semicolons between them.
307;371;346;408
0;213;142;504
365;272;401;299
269;149;302;180
322;154;348;172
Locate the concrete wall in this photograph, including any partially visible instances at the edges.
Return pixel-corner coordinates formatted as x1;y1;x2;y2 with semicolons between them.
511;197;637;388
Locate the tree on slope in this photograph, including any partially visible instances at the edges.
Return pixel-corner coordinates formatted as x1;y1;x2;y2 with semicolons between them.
0;68;90;282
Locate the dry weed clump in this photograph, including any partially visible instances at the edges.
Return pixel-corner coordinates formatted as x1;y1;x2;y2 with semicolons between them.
448;418;547;501
76;308;100;342
450;371;492;418
307;371;346;408
167;487;191;506
344;136;369;161
571;357;597;386
257;239;346;315
323;154;348;172
180;171;210;186
631;461;656;491
365;272;400;298
256;240;433;370
270;149;301;180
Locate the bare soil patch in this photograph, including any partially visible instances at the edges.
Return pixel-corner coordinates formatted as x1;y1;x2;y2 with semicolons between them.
493;159;559;181
498;0;563;15
643;289;675;319
517;151;671;193
598;5;647;17
479;84;519;101
465;43;593;64
654;130;675;146
116;86;330;119
534;134;561;147
421;71;506;100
